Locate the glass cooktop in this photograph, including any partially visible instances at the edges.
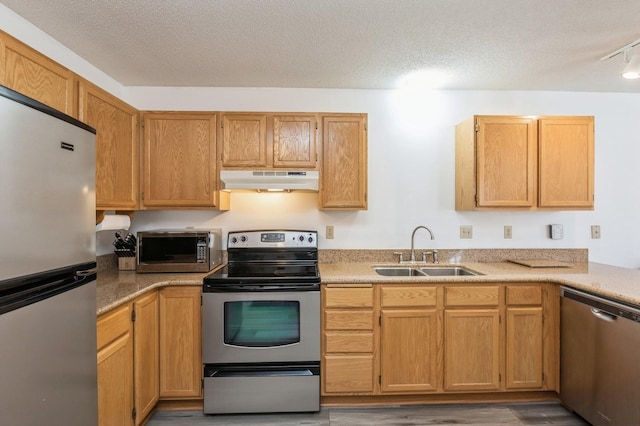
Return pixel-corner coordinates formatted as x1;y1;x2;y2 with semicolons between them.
203;262;320;286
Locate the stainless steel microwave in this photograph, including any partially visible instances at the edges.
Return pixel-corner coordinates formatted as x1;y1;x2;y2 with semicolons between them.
136;229;222;273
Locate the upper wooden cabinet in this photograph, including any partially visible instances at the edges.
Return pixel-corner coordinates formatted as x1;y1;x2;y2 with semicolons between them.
219;113;317;169
220;113;268;168
141;112;228;209
455;115;594;210
0;30;76;116
78;80;139;210
273;115;317;168
538;117;594;208
320;114;368;210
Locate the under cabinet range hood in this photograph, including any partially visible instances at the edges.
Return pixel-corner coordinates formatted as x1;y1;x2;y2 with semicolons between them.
220;170;319;192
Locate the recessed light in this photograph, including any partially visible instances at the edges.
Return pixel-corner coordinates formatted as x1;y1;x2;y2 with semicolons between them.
398;70;448;89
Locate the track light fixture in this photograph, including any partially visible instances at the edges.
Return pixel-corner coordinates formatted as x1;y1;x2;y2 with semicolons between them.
600;38;640;80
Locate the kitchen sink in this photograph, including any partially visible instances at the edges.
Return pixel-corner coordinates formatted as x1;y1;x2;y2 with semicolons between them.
374;266;480;277
418;267;479;276
374;267;427;276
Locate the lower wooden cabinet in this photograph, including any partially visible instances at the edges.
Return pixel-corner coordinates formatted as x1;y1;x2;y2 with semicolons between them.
443;285;501;392
133;291;159;424
321;283;557;398
97;304;134;426
322;285;375;394
379;286;439;393
97;286;201;426
505;285;544;390
159;286;202;398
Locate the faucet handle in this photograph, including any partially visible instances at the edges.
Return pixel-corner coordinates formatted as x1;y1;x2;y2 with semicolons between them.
393;252;404;264
421;250;439;264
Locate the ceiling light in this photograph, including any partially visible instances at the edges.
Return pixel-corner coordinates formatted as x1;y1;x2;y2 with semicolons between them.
622;52;640;79
398;70;448;90
600;38;640;80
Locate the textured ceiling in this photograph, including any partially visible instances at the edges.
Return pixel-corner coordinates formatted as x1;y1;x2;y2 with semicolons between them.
2;0;640;92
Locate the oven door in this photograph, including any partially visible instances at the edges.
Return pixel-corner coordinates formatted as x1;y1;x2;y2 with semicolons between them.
202;289;320;364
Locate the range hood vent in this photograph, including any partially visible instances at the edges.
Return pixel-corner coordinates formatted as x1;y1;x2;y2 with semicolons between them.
220;170;319;192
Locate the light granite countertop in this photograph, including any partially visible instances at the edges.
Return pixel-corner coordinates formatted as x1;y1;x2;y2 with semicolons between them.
96;269;210;315
96;259;640;315
319;261;640;306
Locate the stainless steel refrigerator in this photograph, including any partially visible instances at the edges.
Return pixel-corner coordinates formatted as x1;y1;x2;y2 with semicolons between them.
0;85;98;425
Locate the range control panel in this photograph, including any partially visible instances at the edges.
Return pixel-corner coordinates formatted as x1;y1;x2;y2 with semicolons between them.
227;230;317;249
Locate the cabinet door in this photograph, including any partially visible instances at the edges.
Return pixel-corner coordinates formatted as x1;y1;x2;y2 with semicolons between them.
133;291;159;424
142;113;218;208
475;116;537;207
444;309;500;391
272;115;317;168
220;113;268;167
78;80;138;210
159;286;202;398
97;305;134;426
506;307;543;389
0;30;76;115
320;114;367;210
380;309;439;393
538;117;594;208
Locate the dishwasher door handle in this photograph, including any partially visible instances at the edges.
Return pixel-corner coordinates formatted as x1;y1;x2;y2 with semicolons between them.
591;308;617;322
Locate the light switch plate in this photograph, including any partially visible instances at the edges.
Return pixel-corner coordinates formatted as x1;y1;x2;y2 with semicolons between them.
549;224;563;240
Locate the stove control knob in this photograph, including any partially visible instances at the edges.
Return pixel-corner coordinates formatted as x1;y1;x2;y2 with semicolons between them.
230;237;238;244
240;235;247;242
308;236;314;243
298;235;305;242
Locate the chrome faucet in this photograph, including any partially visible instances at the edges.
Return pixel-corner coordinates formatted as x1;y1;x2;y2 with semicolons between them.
410;225;437;263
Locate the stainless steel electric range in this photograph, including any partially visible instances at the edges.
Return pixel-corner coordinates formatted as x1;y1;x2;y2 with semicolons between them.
202;230;320;414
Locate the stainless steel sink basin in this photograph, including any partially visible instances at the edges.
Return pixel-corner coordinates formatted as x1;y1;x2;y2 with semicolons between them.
418;267;479;276
374;267;427;277
374;266;480;277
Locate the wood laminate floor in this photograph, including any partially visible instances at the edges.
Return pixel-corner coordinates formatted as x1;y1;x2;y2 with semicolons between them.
146;402;589;426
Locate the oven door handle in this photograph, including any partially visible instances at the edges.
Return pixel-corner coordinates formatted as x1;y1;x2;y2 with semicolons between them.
210;369;315;377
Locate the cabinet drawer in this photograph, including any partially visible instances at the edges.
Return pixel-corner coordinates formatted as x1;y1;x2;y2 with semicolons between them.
324;287;373;308
97;304;131;351
324;310;374;330
506;285;542;305
380;286;436;307
323;354;374;394
444;286;500;307
324;332;373;353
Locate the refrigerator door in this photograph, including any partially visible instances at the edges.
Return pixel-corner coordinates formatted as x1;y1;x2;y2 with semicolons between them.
0;86;96;283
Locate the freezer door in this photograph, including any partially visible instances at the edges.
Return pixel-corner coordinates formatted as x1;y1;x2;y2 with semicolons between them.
0;87;96;282
0;280;98;425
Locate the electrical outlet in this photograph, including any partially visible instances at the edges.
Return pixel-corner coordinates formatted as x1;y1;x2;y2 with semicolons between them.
591;225;601;239
504;226;512;239
460;225;473;239
326;225;334;239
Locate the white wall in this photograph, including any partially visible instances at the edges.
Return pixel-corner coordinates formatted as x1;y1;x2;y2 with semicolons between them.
3;3;639;268
0;4;127;99
123;87;640;269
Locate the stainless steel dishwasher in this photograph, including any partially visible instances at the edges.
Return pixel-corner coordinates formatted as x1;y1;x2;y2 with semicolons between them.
561;286;640;426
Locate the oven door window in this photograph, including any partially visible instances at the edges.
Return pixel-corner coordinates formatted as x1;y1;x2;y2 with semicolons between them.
224;301;300;347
